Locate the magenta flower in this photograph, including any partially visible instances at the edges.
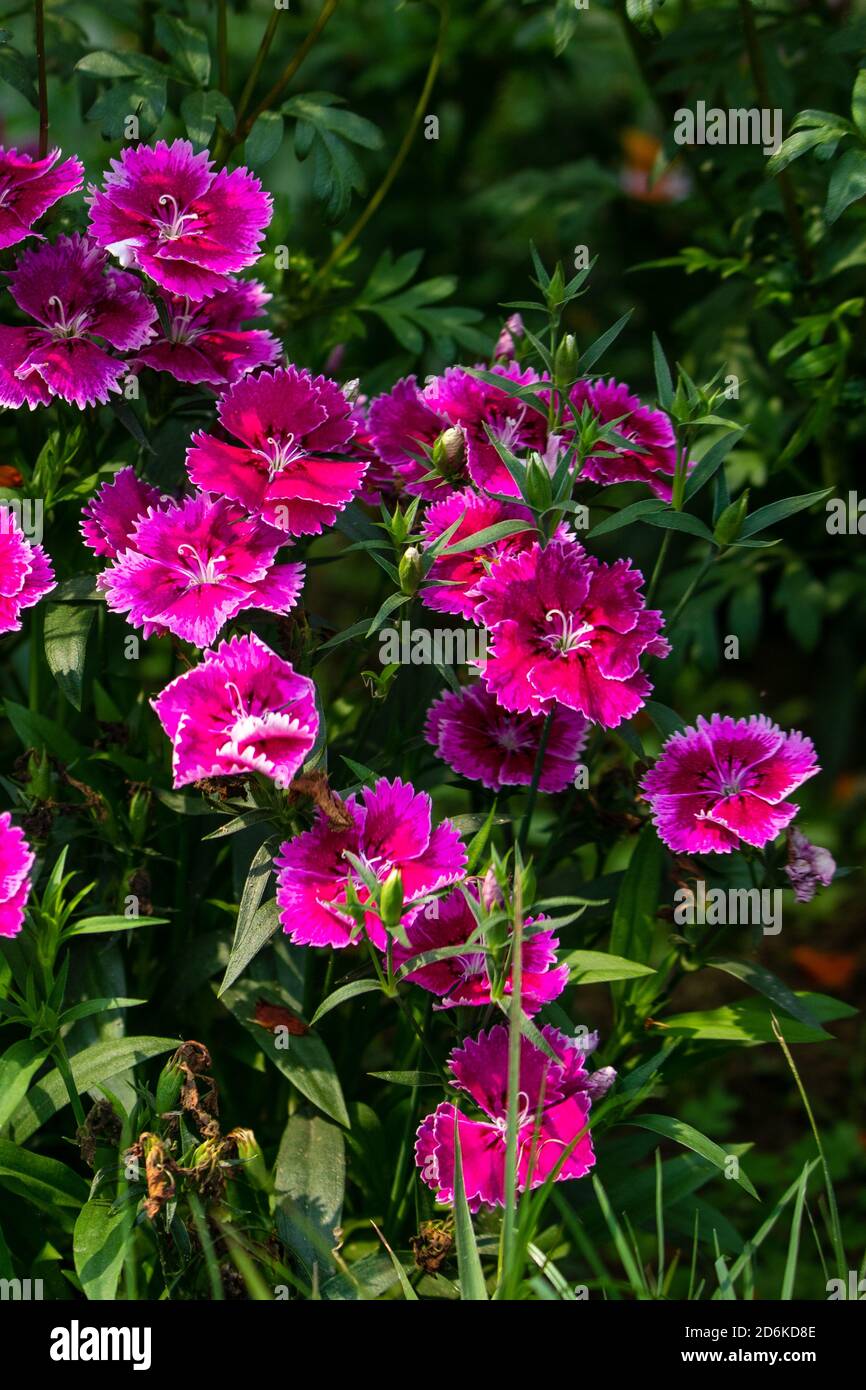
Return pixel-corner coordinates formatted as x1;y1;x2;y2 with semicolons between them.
81;467;166;560
133;279;280;386
151;633;318;788
0;146;83;250
392;886;568;1014
426;683;588;793
416;1024;614;1211
785;828;836;903
474;537;668;727
98;492;304;647
0;234;157;409
494;313;524;362
0;509;56;634
186;366;368;536
419;488;537;621
0;811;35;938
274;777;466;950
87;140;272;300
367;376;445;498
568;378;679;499
424;363;549;495
640;714;820;854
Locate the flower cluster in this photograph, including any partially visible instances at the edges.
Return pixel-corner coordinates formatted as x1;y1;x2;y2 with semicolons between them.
0;136;833;1219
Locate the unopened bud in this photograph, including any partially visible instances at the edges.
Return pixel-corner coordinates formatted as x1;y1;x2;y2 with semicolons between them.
554;334;579;388
379;868;404;929
481;867;504;911
431;426;466;479
524;453;553;512
398;545;424;595
714;489;749;546
155;1058;185;1117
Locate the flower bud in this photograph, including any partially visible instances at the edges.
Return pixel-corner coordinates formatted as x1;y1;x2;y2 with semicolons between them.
524;453;553;513
480;867;504;912
398;545;424;596
553;333;579;388
713;489;749;546
155;1057;185;1117
431;426;466;479
379;868;404;929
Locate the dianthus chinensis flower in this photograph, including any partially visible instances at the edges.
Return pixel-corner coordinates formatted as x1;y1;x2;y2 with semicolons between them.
426;683;588;792
416;1024;615;1210
640;713;820;854
274;777;466;950
0;233;157;408
151;633;318;788
81;467;166;560
133;279;279;386
0;811;34;938
419;488;539;622
87;139;272;300
98;492;304;647
567;377;680;499
392;885;569;1014
0;508;56;634
0;145;83;250
474;537;668;727
186;366;368;536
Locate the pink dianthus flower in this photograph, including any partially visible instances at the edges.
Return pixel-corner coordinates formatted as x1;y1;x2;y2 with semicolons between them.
567;378;680;499
419;488;537;622
0;508;56;634
0;811;34;938
426;683;588;792
81;466;166;560
0;145;83;250
133;279;279;386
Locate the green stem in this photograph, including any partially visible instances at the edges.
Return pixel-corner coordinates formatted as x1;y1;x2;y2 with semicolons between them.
29;605;43;712
53;1038;87;1131
498;873;524;1288
666;548;717;631
240;0;342;139
217;0;229;96
646;530;672;606
35;0;49;157
232;8;282;136
315;0;449;282
517;710;554;855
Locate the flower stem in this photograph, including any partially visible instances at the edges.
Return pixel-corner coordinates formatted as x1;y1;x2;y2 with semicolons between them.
517;710;554;855
217;0;229;96
498;872;524;1288
240;0;342;140
232;8;282;137
315;0;449;282
35;0;49;158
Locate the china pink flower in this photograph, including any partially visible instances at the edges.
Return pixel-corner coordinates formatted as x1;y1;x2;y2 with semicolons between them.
0;509;55;634
640;714;820;854
392;886;568;1013
367;376;445;497
186;366;368;536
87;140;272;300
151;632;318;788
426;683;588;792
419;488;537;621
81;467;166;560
0;234;157;408
0;811;34;937
494;313;524;362
0;146;83;250
785;828;836;903
133;279;280;386
568;378;679;499
474;537;668;726
423;363;549;495
274;777;466;950
416;1024;614;1211
98;492;304;647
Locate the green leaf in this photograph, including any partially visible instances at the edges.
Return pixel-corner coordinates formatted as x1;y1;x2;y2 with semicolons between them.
246;111;284;166
274;1112;346;1274
218;848;277;995
652;333;674;409
63;914;169;937
74;1199;133;1300
644;700;686;740
4;697;82;763
181;89;234;148
155;14;211;85
87;78;167;140
310;978;383;1025
662;992;856;1044
0;1137;88;1209
453;1121;488;1299
587;499;666;539
707;958;823;1032
626;1115;758;1199
7;1037;178;1144
826;148;866;223
76;50;167;79
609;825;664;1005
737;487;832;538
0;44;38;106
367;1070;440;1086
0;1038;48;1131
563;950;656;985
285;92;383;220
683;430;745;502
218;979;349;1127
579;309;633;374
642;510;717;542
43;603;93;711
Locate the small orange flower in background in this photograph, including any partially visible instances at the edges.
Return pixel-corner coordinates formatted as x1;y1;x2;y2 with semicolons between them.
0;465;23;487
791;946;859;992
619;128;691;204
